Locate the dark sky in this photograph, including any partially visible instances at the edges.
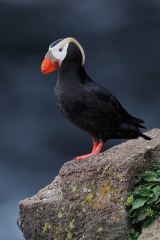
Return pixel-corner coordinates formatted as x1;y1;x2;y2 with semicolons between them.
0;1;160;239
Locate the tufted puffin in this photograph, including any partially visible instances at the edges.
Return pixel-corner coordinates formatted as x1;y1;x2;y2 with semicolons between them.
41;37;151;160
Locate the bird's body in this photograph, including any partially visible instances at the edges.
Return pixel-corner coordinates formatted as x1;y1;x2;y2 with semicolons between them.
55;66;146;142
41;37;151;159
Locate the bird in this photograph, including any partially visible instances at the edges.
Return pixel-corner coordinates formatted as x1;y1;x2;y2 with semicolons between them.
41;37;151;160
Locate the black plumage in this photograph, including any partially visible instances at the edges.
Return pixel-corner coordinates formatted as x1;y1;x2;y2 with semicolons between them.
42;38;151;159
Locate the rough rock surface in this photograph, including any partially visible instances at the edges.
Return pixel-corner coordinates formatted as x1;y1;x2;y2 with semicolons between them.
138;216;160;240
18;129;160;240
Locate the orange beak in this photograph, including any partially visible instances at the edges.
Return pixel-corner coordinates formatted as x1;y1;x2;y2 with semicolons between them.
41;58;59;74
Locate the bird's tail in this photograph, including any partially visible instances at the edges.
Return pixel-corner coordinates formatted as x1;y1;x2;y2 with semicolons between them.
139;133;151;140
117;123;151;140
127;115;151;140
128;115;145;126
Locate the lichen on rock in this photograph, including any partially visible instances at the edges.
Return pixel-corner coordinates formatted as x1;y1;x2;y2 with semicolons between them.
17;129;160;240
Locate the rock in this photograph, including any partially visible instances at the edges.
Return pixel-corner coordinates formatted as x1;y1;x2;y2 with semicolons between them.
18;129;160;240
138;216;160;240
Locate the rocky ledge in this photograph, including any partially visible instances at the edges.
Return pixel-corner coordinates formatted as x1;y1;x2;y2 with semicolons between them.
18;129;160;240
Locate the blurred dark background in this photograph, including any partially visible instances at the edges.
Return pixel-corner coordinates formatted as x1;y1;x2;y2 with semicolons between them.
0;0;160;239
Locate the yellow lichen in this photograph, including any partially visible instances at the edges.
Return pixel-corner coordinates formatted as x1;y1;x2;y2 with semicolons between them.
104;165;109;171
97;167;101;172
83;183;88;188
99;185;113;196
117;174;123;180
97;227;103;233
69;204;76;210
69;219;75;229
55;225;61;236
86;192;94;201
43;223;52;232
110;195;116;201
81;192;94;205
101;205;106;211
72;186;77;193
67;231;72;239
119;209;125;214
58;211;63;219
105;179;110;184
112;216;117;221
92;202;99;209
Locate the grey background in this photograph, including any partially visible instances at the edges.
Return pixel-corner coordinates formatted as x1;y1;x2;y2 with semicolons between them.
0;0;160;239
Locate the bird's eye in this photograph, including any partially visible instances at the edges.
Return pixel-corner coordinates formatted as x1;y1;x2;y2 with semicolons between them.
59;48;62;52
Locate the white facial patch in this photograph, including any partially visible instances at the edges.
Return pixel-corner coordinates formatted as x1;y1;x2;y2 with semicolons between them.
46;37;85;66
48;42;69;66
59;37;85;65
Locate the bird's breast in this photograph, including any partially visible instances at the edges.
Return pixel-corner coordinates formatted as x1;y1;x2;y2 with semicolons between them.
54;82;90;120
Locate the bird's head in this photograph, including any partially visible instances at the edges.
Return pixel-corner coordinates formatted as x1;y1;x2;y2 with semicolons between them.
41;37;85;74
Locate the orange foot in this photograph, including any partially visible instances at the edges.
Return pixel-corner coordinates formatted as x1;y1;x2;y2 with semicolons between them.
75;141;104;160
